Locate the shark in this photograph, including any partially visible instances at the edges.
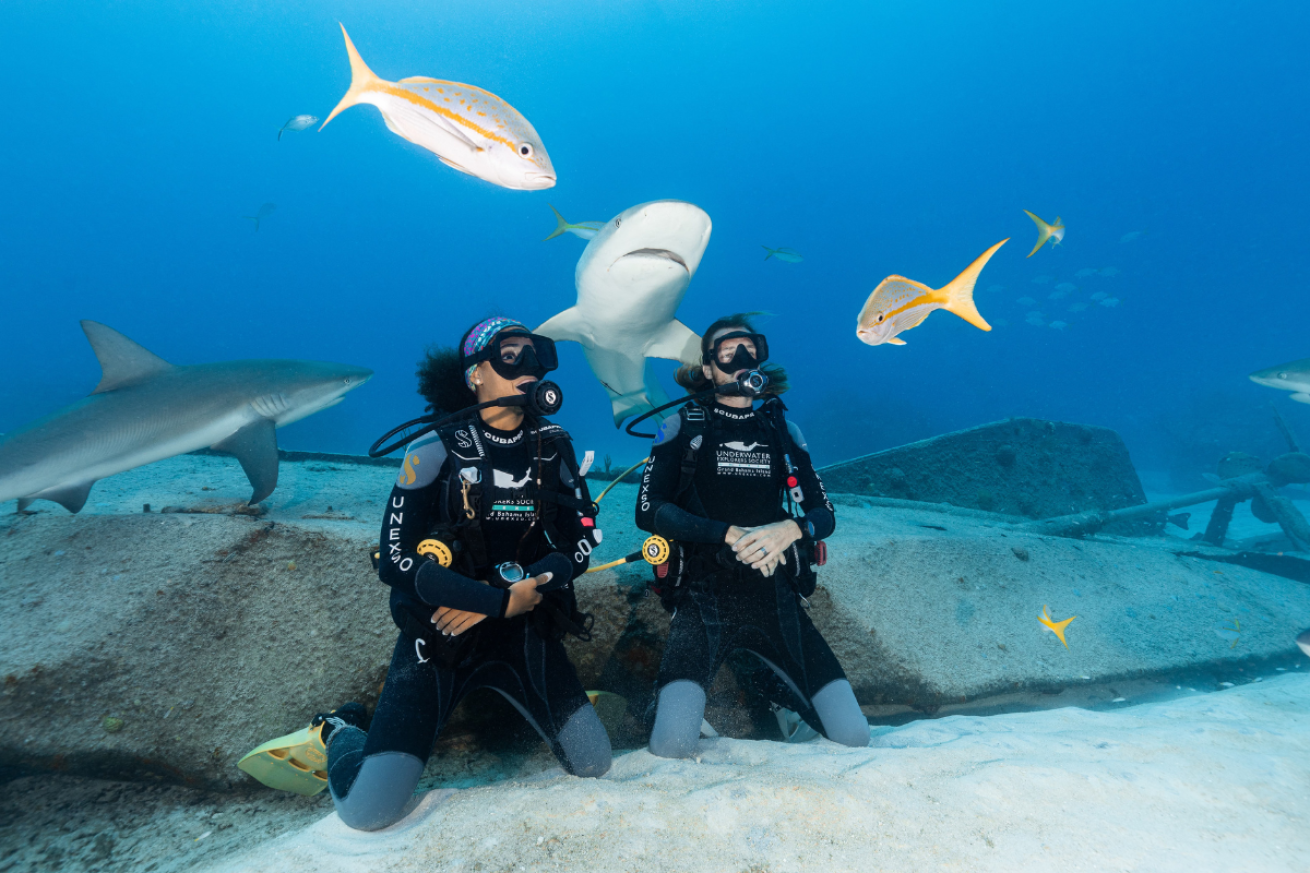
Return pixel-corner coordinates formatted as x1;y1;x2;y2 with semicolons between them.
0;322;373;513
1250;358;1310;404
536;200;712;426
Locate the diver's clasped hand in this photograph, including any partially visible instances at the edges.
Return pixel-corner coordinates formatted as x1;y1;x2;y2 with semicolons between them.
732;521;803;577
431;573;552;636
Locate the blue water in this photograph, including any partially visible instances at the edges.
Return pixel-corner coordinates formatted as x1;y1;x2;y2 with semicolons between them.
2;0;1308;475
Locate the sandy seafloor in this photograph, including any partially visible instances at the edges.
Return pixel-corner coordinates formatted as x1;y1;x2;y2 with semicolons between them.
2;453;1310;872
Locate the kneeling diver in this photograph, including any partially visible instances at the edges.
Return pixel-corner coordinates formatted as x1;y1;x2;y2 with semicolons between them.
239;317;610;830
632;313;869;756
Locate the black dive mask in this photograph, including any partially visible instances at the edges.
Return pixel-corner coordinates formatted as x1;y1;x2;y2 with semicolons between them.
706;331;769;374
469;330;559;381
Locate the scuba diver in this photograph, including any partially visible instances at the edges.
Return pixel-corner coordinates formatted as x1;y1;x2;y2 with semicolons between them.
238;316;611;830
633;313;869;757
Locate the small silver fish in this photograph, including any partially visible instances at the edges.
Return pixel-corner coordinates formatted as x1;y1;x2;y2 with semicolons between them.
1048;289;1068;300
1099;266;1121;277
1099;297;1120;308
1074;267;1098;279
243;202;277;232
1119;230;1147;243
763;247;803;263
1055;282;1077;294
1090;291;1108;301
1017;296;1037;307
1032;275;1053;285
1068;302;1089;312
1049;321;1068;330
278;115;319;140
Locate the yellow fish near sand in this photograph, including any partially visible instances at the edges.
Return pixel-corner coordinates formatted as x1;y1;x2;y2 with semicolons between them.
321;24;556;191
1039;605;1076;648
856;239;1006;346
1024;210;1065;257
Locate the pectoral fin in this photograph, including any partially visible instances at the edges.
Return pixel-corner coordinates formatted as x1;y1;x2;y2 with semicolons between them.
535;307;589;344
887;337;907;345
645;319;701;364
213;420;280;505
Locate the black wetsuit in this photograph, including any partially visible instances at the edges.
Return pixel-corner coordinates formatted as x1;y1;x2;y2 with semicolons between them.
327;415;610;831
636;399;867;753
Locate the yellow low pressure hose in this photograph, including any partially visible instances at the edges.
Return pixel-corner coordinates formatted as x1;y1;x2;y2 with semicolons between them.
583;460;658;574
594;457;650;504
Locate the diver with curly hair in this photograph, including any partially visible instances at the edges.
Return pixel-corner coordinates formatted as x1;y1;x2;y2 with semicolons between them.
239;317;610;830
635;313;868;757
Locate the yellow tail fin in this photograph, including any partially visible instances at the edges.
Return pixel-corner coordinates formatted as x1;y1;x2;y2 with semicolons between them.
938;239;1007;331
321;24;384;129
543;204;570;241
1024;210;1054;257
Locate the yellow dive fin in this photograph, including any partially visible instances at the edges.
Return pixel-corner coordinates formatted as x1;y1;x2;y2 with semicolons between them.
1024;210;1060;257
544;204;573;241
321;24;385;129
237;723;329;796
936;239;1006;331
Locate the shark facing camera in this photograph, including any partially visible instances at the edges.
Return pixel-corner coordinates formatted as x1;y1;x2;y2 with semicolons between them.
368;379;564;458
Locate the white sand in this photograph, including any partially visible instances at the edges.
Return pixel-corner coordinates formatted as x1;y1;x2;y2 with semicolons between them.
196;672;1310;873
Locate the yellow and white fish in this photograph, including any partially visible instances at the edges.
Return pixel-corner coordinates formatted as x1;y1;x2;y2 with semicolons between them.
321;24;556;191
1023;210;1065;257
856;239;1006;346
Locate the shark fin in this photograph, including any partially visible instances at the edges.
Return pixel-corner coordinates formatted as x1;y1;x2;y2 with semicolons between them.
321;24;385;130
536;307;589;344
1292;393;1310;405
25;481;96;514
938;239;1005;332
645;319;701;365
763;246;774;260
213;419;280;505
544;204;571;241
1024;210;1054;257
82;321;174;394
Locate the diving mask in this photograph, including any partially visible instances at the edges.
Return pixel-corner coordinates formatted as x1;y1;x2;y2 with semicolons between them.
468;330;559;381
706;331;769;374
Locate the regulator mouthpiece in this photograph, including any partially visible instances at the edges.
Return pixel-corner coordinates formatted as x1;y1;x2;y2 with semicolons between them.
717;369;770;398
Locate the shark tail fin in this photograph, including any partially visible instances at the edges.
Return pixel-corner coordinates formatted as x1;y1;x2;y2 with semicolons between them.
277;125;285;141
244;216;259;231
1024;210;1054;257
544;204;571;241
321;24;383;130
938;239;1006;332
763;246;773;260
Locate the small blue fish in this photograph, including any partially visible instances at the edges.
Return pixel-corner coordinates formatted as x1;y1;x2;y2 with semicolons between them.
763;246;803;263
278;115;318;141
243;202;277;232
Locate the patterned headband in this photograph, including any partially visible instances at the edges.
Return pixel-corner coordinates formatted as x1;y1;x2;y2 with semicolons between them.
462;316;528;389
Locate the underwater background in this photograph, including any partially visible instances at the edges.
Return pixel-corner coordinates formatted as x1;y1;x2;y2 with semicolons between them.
2;0;1308;481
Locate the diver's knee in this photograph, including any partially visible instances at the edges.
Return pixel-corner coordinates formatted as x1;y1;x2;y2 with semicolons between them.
649;680;705;759
330;751;425;832
813;679;869;748
559;704;612;778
